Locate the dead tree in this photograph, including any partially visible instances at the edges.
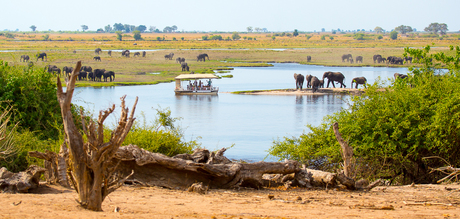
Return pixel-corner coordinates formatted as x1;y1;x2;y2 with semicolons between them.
56;61;138;211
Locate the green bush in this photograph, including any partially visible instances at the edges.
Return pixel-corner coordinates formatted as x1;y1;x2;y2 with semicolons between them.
268;45;460;184
122;108;200;156
390;31;398;40
0;60;62;140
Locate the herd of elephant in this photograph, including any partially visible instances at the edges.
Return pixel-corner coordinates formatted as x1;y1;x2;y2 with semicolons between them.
44;64;115;82
342;53;413;65
294;71;409;92
164;53;210;72
294;72;368;93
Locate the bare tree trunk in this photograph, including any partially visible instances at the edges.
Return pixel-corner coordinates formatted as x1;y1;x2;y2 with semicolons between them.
56;61;138;211
333;122;354;178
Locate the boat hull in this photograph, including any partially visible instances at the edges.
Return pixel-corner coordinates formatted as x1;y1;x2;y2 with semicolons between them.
175;90;218;95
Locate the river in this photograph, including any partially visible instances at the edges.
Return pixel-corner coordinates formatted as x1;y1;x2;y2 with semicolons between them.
73;63;409;161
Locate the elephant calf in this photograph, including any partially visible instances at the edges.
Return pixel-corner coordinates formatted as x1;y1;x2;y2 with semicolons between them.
351;77;367;89
293;73;305;90
311;76;321;93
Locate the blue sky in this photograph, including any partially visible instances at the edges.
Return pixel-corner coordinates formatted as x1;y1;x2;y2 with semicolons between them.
2;0;458;32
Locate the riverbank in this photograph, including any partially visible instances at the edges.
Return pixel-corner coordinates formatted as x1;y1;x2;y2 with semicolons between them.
1;183;458;218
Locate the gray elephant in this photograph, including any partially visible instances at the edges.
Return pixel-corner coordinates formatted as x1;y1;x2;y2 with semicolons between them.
181;62;189;71
351;77;367;89
36;52;47;61
197;53;209;62
62;66;73;77
355;56;363;63
95;48;102;54
294;73;305;90
108;50;112;56
394;73;408;80
311;76;321;93
103;71;115;82
373;54;382;63
323;71;346;88
404;56;412;64
305;74;313;88
133;52;141;57
341;54;352;62
93;56;101;61
81;66;92;73
164;53;174;60
122;50;130;57
307;56;311;62
20;55;30;62
142;51;146;57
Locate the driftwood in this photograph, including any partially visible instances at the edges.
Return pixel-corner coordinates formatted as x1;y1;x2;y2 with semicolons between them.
115;144;300;189
28;150;59;184
0;165;45;193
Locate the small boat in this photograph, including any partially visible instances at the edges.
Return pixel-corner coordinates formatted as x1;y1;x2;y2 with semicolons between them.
174;74;219;95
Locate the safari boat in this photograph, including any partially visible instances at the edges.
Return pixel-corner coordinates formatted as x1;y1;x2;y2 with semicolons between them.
174;74;219;95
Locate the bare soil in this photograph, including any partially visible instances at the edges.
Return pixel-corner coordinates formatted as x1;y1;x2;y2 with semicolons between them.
1;183;459;219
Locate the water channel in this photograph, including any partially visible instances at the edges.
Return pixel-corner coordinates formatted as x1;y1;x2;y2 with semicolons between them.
73;63;409;161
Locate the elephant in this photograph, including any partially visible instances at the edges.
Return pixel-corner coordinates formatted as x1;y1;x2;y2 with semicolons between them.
351;77;367;89
322;71;346;88
355;56;363;63
81;66;92;73
95;48;102;54
49;67;61;75
87;72;94;81
62;66;73;77
133;52;141;57
78;71;87;81
36;53;47;61
404;56;412;64
305;74;313;88
307;56;312;62
94;69;106;82
293;73;305;90
121;50;130;57
20;55;30;62
108;50;112;56
181;62;189;71
376;57;385;63
349;58;354;64
319;79;324;88
45;65;58;73
373;54;382;63
164;53;174;60
197;53;209;62
103;71;115;82
73;50;76;54
142;51;146;57
311;76;321;93
176;57;183;63
93;56;101;61
341;54;352;62
394;73;408;80
387;56;403;65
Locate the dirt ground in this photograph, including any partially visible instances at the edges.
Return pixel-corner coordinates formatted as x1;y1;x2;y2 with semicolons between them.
1;183;459;219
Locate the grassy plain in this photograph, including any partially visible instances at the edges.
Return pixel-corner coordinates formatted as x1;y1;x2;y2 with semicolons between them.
0;32;458;86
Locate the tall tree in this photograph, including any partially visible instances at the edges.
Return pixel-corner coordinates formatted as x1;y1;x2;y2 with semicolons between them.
425;23;448;35
149;26;156;32
293;29;299;37
395;25;413;34
232;32;241;40
136;25;147;33
374;26;384;34
171;25;178;32
247;26;253;33
113;23;124;32
389;30;398;40
81;25;88;32
116;31;122;41
104;25;112;33
29;25;37;32
133;30;142;41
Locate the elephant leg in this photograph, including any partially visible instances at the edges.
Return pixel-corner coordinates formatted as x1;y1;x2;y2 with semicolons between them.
332;81;336;88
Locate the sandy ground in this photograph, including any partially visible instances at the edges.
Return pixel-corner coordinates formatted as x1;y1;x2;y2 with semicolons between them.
1;183;459;219
230;88;364;96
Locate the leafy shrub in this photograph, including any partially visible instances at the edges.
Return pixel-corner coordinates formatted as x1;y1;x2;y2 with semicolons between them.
209;35;222;40
354;33;365;40
122;108;200;156
0;60;62;140
390;31;398;40
268;45;460;184
202;35;208;40
377;35;383;40
320;35;326;40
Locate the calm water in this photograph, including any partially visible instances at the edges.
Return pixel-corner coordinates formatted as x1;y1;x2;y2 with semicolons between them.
73;63;409;161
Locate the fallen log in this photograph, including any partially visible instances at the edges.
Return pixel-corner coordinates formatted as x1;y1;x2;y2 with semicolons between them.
114;144;300;189
0;165;45;193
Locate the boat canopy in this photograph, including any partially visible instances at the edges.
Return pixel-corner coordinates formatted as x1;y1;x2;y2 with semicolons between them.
175;74;218;80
